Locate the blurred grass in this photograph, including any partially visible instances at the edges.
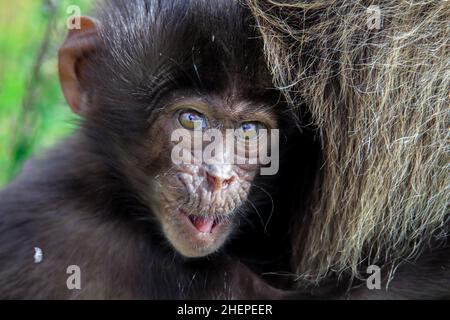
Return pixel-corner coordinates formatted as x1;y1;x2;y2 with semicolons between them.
0;0;92;185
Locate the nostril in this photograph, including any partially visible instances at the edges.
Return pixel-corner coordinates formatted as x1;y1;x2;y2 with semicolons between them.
223;176;235;187
206;172;235;191
206;172;221;191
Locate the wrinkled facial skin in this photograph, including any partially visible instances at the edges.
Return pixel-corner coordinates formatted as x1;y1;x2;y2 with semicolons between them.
145;93;277;258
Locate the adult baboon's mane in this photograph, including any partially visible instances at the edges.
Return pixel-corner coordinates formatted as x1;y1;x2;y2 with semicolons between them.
247;0;449;283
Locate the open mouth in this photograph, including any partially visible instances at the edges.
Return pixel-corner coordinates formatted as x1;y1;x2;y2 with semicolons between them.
179;210;224;234
166;208;234;258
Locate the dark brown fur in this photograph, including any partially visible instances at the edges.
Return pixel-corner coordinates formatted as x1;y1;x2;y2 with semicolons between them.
0;0;291;299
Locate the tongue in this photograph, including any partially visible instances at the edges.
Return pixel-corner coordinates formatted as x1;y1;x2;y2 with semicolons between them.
190;216;215;233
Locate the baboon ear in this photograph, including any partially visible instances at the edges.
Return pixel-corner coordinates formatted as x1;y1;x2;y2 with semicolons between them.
58;16;100;115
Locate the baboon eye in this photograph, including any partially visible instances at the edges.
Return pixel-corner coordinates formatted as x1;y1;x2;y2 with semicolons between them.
179;110;207;130
236;122;265;140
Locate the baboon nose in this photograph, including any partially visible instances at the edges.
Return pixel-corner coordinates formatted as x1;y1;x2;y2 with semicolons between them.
205;171;235;192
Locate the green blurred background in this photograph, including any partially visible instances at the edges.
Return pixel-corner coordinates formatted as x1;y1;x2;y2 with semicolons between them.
0;0;92;185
